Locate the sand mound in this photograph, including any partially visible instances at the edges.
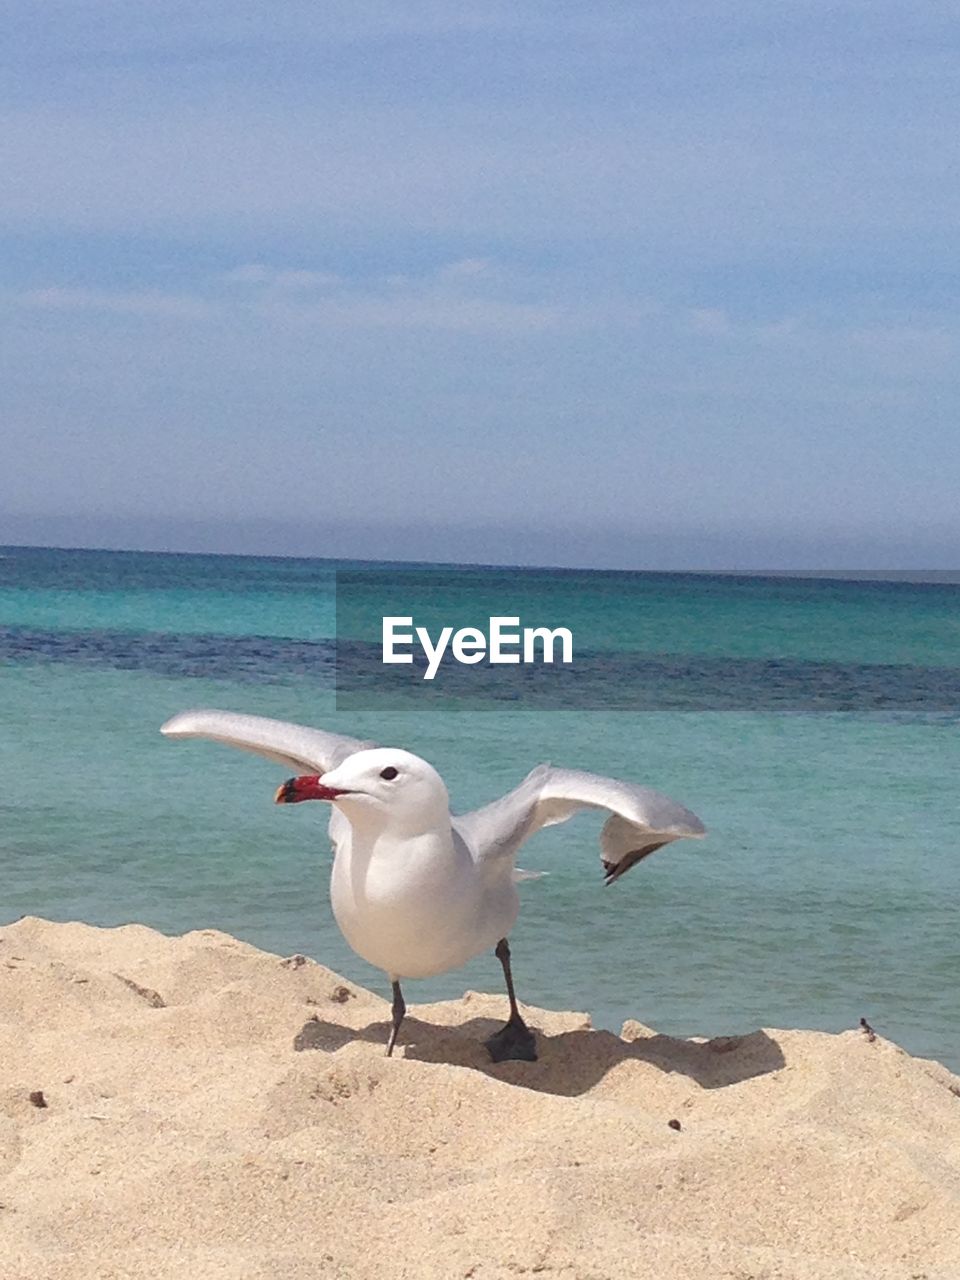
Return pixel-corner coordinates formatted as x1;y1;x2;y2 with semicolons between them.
0;917;957;1279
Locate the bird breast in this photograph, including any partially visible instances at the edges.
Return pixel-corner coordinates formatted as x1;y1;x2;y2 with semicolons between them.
328;827;504;979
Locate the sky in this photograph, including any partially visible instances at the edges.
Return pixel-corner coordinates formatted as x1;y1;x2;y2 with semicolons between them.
2;1;959;568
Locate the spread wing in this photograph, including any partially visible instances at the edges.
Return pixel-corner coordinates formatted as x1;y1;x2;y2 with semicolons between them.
454;764;706;884
160;709;375;775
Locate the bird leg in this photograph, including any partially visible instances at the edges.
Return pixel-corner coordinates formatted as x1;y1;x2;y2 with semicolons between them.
485;938;538;1062
385;979;406;1057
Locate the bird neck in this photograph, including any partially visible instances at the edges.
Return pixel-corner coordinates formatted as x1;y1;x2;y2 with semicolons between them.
337;797;451;842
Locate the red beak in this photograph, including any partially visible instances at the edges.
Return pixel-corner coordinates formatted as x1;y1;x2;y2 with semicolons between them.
274;775;351;804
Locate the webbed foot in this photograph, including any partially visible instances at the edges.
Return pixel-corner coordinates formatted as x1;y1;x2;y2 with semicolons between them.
484;1015;538;1062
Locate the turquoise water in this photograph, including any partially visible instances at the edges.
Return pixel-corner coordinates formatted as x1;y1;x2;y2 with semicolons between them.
2;546;959;1067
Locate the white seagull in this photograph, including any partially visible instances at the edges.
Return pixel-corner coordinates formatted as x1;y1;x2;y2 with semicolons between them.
161;709;706;1061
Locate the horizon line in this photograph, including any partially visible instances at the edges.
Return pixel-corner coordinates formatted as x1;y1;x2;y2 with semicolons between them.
3;541;959;586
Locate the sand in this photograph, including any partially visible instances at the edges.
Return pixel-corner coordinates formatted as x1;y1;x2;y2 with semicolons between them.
0;918;957;1279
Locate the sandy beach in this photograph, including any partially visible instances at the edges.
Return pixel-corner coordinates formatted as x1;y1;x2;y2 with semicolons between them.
0;917;957;1279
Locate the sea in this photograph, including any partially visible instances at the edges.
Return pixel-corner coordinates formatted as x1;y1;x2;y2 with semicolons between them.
2;545;958;1067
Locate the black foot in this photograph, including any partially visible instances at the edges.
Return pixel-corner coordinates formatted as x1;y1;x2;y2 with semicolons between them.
484;1016;538;1063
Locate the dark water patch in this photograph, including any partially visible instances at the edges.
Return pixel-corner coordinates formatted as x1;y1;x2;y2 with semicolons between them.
0;626;337;685
3;625;960;716
336;640;960;715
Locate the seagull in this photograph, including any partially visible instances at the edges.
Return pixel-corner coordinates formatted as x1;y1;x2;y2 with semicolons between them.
161;709;706;1062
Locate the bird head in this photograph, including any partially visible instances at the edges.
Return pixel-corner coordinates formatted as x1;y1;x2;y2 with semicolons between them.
275;747;450;835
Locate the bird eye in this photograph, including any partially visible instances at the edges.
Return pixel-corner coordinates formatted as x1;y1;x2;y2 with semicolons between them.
379;766;399;781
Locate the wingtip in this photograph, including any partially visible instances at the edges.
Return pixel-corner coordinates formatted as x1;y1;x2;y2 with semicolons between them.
160;709;204;738
678;813;707;838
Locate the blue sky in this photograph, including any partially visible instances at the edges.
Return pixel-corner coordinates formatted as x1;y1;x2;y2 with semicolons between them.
2;1;959;567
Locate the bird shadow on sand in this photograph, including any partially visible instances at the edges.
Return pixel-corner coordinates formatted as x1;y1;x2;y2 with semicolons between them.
293;1014;786;1097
